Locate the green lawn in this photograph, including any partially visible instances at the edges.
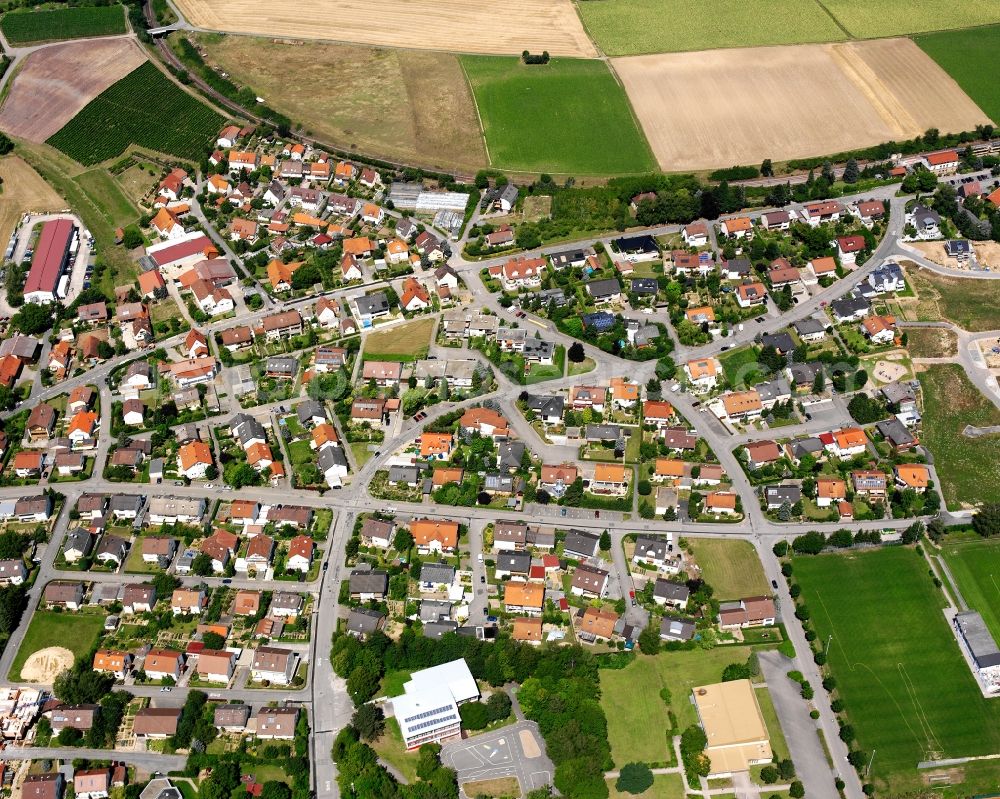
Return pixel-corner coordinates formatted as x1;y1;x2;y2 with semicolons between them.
371;718;419;783
245;765;290;785
718;346;763;388
11;610;106;681
607;774;686;799
917;26;1000;124
941;538;1000;642
688;538;768;599
600;656;672;766
0;5;126;44
461;57;655;175
124;537;160;574
75;169;140;229
381;668;413;698
917;364;1000;509
577;0;845;55
287;439;313;467
754;685;789;762
794;548;1000;795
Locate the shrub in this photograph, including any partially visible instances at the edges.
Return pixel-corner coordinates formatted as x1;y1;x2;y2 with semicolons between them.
616;763;654;794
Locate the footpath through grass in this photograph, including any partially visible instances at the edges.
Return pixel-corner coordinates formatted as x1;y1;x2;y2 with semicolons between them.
917;364;1000;509
461;56;655;175
0;6;126;44
794;547;1000;795
11;610;105;681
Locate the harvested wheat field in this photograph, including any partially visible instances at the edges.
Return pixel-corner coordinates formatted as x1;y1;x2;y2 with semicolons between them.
614;38;990;171
0;156;66;248
173;0;595;56
191;35;486;170
20;647;73;683
0;38;146;142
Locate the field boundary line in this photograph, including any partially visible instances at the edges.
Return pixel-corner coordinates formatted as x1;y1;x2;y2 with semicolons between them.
808;0;854;39
458;57;492;167
604;58;658;170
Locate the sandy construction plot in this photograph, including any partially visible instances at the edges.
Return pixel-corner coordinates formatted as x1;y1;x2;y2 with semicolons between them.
0;38;145;142
20;647;73;683
615;38;991;171
173;0;595;56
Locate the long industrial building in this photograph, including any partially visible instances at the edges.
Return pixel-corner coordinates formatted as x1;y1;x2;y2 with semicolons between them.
954;611;1000;693
24;219;76;304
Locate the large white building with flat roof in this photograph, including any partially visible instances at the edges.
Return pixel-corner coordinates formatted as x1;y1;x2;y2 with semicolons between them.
391;658;480;749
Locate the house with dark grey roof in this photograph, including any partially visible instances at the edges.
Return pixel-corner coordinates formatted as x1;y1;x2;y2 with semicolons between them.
586;278;622;304
760;332;794;354
876;417;917;451
653;579;690;609
346;607;385;639
630;278;658;296
632;536;670;569
585;424;621;442
388;465;420;487
764;483;802;510
296;400;326;427
265;356;299;379
214;704;251;731
788;361;822;389
419;562;455;591
349;565;388;600
423;620;459;638
525;394;564;424
580;311;616;332
563;530;600;559
659;616;695;641
548;248;591;270
495;551;531;579
831;295;871;323
497;441;526;471
355;293;390;324
419;599;453;622
793;317;826;342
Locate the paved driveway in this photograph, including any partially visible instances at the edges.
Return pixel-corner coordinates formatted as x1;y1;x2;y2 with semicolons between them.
441;721;553;798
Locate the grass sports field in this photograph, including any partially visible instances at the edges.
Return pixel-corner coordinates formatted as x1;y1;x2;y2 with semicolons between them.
47;62;226;166
905;266;1000;331
10;610;105;681
917;25;1000;125
189;35;486;171
688;539;768;599
577;0;844;56
794;547;1000;794
363;318;435;362
461;57;655;175
0;5;126;44
941;538;1000;642
917;364;1000;509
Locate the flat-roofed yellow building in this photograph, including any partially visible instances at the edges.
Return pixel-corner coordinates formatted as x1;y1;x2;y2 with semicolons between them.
692;679;772;775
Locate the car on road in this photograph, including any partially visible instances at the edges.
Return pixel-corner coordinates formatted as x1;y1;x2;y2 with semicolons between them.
205;484;215;489
482;607;488;615
480;575;486;583
477;553;483;562
594;511;600;518
560;507;567;516
771;580;779;589
413;411;427;422
721;345;731;351
755;316;765;323
691;400;701;408
160;687;171;692
223;485;233;491
323;562;329;571
173;481;184;486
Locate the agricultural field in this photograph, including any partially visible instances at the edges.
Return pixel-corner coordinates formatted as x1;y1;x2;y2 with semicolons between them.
941;538;1000;643
0;156;66;251
0;5;126;44
171;0;595;56
0;39;146;143
904;265;1000;332
823;0;1000;39
917;364;1000;509
794;547;1000;795
46;61;226;166
189;34;486;170
917;25;1000;124
577;0;845;56
363;318;435;362
461;57;655;175
613;39;990;172
688;538;768;599
10;610;106;681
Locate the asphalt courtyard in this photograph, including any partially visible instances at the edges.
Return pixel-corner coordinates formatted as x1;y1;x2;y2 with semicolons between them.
441;720;553;797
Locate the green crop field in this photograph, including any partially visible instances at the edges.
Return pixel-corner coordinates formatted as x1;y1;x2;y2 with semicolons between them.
576;0;845;55
941;538;1000;642
917;364;1000;509
0;6;126;44
824;0;1000;40
794;548;1000;794
461;57;655;175
47;62;226;166
917;25;1000;125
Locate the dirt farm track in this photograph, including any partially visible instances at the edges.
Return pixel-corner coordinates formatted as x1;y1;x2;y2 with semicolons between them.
613;38;991;172
171;0;597;56
0;38;146;142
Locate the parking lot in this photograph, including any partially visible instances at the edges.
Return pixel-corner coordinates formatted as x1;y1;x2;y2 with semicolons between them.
441;721;552;798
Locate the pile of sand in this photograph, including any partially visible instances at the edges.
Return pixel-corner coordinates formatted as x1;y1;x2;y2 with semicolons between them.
20;647;73;683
